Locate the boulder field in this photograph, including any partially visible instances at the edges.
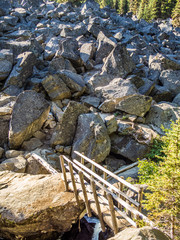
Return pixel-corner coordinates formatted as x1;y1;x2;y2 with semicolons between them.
0;0;179;238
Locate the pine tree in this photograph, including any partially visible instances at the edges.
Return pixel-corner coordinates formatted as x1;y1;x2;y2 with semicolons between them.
138;0;148;19
161;0;177;19
148;0;162;20
139;119;180;239
118;0;129;14
172;0;180;27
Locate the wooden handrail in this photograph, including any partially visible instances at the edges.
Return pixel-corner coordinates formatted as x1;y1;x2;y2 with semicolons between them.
74;151;140;193
61;155;154;227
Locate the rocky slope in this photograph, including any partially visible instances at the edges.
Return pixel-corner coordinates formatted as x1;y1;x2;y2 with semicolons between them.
0;0;180;238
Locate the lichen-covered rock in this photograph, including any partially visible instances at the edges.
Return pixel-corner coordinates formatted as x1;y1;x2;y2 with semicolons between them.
145;102;180;135
0;49;13;81
9;91;50;149
51;101;89;146
72;113;111;163
0;171;84;240
102;43;135;78
108;226;171;240
0;156;27;172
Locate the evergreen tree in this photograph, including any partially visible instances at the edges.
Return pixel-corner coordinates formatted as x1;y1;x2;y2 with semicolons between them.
148;0;162;20
139;120;180;239
118;0;129;14
172;0;180;27
161;0;177;18
138;0;148;19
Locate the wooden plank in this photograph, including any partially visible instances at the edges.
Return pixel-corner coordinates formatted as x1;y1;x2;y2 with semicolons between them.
73;159;139;207
107;193;118;235
79;171;92;217
60;155;68;191
91;180;106;232
74;151;140;193
32;153;58;174
68;161;80;206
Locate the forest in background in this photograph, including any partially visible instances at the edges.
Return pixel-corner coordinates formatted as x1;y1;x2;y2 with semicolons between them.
54;0;180;27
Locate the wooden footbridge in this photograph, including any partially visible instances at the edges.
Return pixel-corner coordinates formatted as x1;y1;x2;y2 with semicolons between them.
32;152;153;235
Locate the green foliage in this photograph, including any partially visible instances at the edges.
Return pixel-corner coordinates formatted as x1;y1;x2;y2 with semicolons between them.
138;119;180;239
172;0;180;27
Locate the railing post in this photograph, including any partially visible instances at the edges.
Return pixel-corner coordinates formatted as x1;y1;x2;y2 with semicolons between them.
91;159;95;179
79;171;92;217
118;176;124;210
138;186;143;212
60;155;68;191
68;161;80;206
107;193;118;235
91;180;106;232
103;166;107;197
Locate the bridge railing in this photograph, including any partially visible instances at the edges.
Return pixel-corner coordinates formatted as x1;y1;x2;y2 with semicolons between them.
60;152;153;234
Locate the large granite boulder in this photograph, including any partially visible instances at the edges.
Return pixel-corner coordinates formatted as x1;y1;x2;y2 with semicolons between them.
146;102;180;135
159;70;180;96
72;113;111;163
109;227;171;240
4;51;36;88
0;171;84;240
0;49;13;81
102;43;135;78
9;91;50;149
51;101;89;146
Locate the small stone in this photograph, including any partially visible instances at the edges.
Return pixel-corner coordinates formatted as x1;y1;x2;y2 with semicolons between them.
0;147;4;158
64;146;72;155
5;150;24;159
0;156;27;173
22;138;43;151
105;115;118;135
55;145;64;153
33;131;46;140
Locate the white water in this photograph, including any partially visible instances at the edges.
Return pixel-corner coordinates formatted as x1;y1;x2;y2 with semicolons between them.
84;215;102;240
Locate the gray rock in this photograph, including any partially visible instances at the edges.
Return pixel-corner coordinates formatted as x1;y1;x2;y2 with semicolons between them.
22;138;43;151
0;147;4;158
5;150;24;159
146;102;180;135
159;70;180;96
0;156;27;173
4;52;36;88
116;94;152;117
49;56;76;73
0;49;13;81
150;85;173;103
111;134;150;162
58;70;86;95
81;96;100;108
72;113;111;163
44;37;60;61
58;38;82;67
51;102;63;122
0;0;11;16
173;93;180;106
42;74;71;101
102;43;135;78
105;115;118;135
26;155;50;175
80;42;96;69
9;91;50;149
95;31;116;64
51;101;89;146
109;226;171;240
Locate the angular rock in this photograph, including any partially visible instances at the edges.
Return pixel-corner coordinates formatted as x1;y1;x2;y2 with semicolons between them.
44;37;60;61
49;56;76;73
72;113;111;163
4;51;36;88
102;43;135;78
0;171;84;239
159;70;180;96
80;42;96;68
109;226;171;240
146;102;180;135
42;74;71;101
0;49;13;81
58;38;82;67
58;70;86;95
116;94;152;117
95;31;116;64
9;91;50;149
5;150;24;159
110;134;150;162
173;93;180;106
22;138;43;151
105;115;118;135
0;156;27;173
0;147;4;158
51;101;89;146
81;96;100;108
51;102;64;122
